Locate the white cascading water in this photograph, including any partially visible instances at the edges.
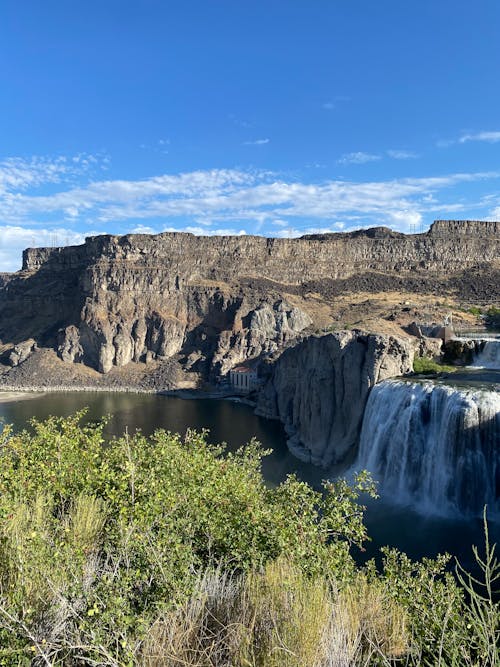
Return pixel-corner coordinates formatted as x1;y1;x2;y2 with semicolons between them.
357;380;500;517
471;339;500;370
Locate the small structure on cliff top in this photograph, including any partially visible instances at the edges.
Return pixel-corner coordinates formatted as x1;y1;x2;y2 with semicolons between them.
229;366;258;393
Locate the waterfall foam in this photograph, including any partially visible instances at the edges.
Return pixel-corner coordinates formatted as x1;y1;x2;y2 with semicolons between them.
471;340;500;370
356;380;500;517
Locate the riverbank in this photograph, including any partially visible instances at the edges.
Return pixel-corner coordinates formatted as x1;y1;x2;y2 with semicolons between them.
0;346;265;407
0;347;191;392
0;384;157;394
0;391;39;403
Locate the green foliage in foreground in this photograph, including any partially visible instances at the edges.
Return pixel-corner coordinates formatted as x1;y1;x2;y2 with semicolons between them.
0;412;497;665
412;356;456;375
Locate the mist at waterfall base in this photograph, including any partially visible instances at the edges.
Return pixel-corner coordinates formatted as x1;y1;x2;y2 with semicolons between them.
0;384;498;572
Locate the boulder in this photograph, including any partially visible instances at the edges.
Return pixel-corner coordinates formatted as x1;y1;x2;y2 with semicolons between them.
6;339;37;367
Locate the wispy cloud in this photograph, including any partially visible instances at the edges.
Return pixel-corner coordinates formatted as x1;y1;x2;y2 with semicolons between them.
437;130;500;147
337;151;381;164
1;152;499;270
229;114;254;129
322;95;351;110
274;223;346;238
387;149;419;160
459;131;500;144
163;225;247;236
0;154;106;197
243;138;270;146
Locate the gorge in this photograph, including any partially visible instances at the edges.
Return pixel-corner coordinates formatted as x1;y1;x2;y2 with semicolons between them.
0;220;498;519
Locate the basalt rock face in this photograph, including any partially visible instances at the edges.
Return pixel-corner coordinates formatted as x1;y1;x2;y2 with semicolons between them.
256;332;414;467
0;220;497;378
19;220;500;285
0;233;315;376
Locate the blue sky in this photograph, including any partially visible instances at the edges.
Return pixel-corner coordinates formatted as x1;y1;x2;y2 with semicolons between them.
0;0;499;270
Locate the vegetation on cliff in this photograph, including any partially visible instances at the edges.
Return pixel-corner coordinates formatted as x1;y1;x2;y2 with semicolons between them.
412;356;456;375
0;413;497;665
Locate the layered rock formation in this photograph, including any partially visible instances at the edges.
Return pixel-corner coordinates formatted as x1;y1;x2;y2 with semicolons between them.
256;331;414;466
0;220;497;381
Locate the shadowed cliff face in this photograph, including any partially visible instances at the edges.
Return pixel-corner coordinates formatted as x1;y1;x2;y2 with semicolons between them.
0;220;497;377
256;331;414;466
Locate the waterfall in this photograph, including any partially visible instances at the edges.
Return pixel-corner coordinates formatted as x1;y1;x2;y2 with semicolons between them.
357;380;500;517
471;340;500;370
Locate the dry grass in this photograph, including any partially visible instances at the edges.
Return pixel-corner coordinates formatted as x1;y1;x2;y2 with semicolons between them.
140;560;410;667
338;575;409;662
64;493;108;555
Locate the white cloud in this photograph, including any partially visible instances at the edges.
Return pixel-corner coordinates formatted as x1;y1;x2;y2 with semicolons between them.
459;131;500;144
130;225;157;234
0;156;67;195
0;225;94;272
438;130;500;147
1;166;496;231
0;154;499;271
274;222;346;238
162;226;247;237
387;149;419;160
337;151;381;164
323;96;350;110
243;138;270;146
387;210;422;229
0;153;107;198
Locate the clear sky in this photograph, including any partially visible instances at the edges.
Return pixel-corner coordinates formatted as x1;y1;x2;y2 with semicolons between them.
0;0;499;270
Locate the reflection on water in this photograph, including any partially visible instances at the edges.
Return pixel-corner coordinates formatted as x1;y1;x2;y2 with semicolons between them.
0;392;328;489
0;390;497;570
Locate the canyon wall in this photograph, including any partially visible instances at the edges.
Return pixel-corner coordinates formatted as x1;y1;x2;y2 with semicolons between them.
21;219;500;280
0;220;497;378
256;331;414;466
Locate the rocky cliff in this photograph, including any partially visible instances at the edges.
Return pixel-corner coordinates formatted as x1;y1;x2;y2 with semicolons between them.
256;331;414;466
0;220;497;382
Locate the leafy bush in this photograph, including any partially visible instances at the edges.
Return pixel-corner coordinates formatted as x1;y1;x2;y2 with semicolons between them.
0;412;376;664
486;306;500;328
0;413;497;665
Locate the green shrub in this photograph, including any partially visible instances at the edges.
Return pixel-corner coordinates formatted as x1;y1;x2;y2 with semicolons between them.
486;306;500;328
0;412;376;664
412;357;456;374
0;413;497;665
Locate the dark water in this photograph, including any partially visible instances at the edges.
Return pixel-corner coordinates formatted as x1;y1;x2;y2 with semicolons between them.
0;390;497;572
0;392;328;488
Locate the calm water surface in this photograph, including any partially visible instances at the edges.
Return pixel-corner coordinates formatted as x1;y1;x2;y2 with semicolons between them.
0;390;497;571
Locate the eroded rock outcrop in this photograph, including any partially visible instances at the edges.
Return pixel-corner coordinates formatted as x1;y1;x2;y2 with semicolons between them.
3;339;37;367
256;331;414;466
212;301;312;375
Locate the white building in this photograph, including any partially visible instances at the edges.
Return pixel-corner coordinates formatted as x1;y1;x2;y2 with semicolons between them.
229;366;258;393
